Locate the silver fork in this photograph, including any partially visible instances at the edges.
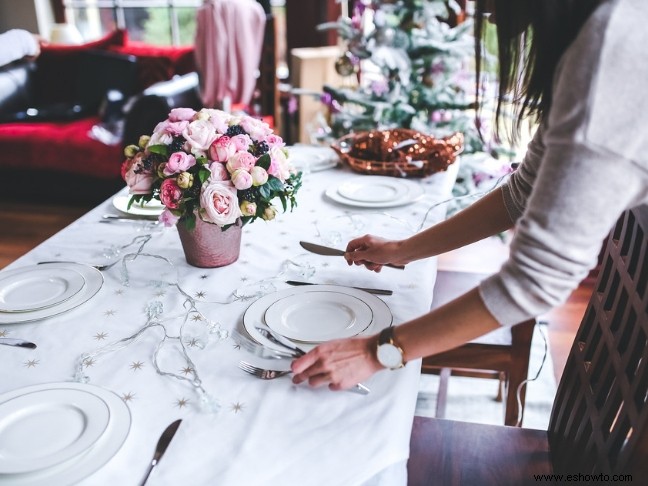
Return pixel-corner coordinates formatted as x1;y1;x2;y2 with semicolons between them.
37;260;121;271
239;360;291;379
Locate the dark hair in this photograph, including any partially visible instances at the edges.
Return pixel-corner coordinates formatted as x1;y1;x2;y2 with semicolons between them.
474;0;603;143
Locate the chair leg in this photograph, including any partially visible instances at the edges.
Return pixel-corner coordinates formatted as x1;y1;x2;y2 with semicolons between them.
435;368;451;419
504;319;536;426
495;372;505;402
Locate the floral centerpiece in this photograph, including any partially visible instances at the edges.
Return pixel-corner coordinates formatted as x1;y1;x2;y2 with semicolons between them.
121;108;302;231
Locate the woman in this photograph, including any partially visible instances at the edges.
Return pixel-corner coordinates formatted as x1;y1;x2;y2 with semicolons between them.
292;0;648;390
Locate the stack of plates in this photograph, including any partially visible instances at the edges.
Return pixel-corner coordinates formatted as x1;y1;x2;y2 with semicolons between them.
325;176;424;208
0;382;131;485
112;196;164;218
0;263;103;325
240;285;393;353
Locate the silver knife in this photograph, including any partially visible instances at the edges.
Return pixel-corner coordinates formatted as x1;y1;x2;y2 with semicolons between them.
0;338;37;349
139;419;182;486
299;241;405;270
286;280;393;296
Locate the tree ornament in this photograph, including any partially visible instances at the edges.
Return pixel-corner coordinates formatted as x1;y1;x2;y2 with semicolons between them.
335;52;358;76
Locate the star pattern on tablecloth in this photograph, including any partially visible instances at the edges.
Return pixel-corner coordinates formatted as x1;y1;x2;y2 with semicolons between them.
155;290;166;298
0;329;8;337
24;359;39;368
175;397;189;408
190;314;203;322
240;260;249;265
122;392;136;402
233;343;241;350
185;338;200;348
194;291;206;299
322;262;330;268
94;332;108;341
104;309;116;317
114;289;124;296
83;357;97;368
231;402;245;414
130;361;144;371
240;276;249;282
200;274;209;280
180;366;195;376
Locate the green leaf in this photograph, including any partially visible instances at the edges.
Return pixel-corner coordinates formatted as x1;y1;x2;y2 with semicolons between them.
256;153;271;170
266;176;284;192
258;184;271;199
148;144;169;157
198;167;211;184
279;193;287;212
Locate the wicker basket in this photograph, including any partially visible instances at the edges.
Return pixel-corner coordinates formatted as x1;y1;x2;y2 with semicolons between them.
331;129;463;178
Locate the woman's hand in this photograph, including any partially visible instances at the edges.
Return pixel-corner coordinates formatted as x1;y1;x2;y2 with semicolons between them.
344;235;408;272
291;336;384;391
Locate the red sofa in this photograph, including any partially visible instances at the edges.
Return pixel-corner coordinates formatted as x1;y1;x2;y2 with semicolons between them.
0;30;200;203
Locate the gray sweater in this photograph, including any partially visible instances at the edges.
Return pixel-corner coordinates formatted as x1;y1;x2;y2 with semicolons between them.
479;0;648;326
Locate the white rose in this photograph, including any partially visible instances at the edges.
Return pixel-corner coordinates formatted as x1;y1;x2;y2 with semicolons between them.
200;180;241;226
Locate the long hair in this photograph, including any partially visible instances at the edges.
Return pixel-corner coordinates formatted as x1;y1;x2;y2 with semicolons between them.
474;0;603;143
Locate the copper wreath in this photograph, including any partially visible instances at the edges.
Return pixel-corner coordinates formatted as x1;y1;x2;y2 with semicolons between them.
331;129;464;178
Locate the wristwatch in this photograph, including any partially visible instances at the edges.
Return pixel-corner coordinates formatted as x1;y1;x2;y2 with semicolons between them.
376;327;405;370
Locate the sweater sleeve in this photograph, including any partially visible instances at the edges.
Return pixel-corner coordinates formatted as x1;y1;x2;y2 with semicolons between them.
0;29;39;67
478;0;648;326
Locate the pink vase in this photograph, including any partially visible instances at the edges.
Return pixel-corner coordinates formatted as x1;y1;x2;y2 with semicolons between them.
177;217;242;268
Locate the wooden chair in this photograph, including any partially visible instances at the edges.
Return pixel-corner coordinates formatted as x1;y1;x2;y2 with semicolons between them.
408;205;648;484
421;270;536;426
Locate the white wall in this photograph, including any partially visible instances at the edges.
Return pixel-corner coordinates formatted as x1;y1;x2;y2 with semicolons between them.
0;0;53;36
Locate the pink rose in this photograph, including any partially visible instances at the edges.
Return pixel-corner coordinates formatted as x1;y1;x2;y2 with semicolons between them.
182;120;217;152
164;151;196;176
231;168;253;190
159;179;183;209
240;116;272;140
165;120;189;136
159;208;180;227
250;166;268;186
203;109;231;133
268;146;290;181
208;162;229;181
209;136;236;162
200;180;241;226
123;154;153;195
265;134;285;148
230;134;252;152
168;108;196;122
226;151;256;173
240;200;257;216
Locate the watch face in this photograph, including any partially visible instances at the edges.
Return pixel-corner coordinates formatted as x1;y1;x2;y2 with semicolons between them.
377;343;403;369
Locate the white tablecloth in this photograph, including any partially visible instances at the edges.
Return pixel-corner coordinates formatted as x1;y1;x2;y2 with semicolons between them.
0;162;456;486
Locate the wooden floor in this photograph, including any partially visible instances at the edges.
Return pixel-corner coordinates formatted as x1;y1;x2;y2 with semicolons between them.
0;202;587;383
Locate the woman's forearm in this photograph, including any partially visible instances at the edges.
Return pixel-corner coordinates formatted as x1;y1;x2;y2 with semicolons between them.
398;187;514;263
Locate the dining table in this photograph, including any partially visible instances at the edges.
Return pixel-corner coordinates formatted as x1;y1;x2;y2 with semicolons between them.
0;146;458;486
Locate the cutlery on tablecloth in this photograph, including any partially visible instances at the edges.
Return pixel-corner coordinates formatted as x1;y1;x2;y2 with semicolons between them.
285;280;393;296
239;361;291;380
103;214;159;221
0;338;37;349
232;330;298;360
139;419;182;486
299;241;405;270
253;324;371;396
37;260;120;272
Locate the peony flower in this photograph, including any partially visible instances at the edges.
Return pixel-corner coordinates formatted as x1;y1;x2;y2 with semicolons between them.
231;168;253;190
250;166;268;186
201;109;231;133
182;119;218;152
230;134;252;152
168;107;196;122
159;208;180;227
123;154;153;195
148;130;173;147
208;162;229;181
159;179;183;209
164;152;196;176
240;116;272;140
226;151;256;173
200;180;241;226
262;206;277;221
268;146;290;181
240;200;257;217
177;171;194;189
265;134;285;148
209;135;236;162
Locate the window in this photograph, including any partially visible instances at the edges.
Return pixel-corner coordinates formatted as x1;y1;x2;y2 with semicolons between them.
62;0;202;46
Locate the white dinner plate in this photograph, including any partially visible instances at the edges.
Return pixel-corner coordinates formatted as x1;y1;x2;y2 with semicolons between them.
325;176;424;208
0;382;131;486
0;263;103;325
0;389;110;474
241;285;393;352
337;178;410;203
288;144;340;172
112;195;164;217
0;267;85;313
264;291;374;343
